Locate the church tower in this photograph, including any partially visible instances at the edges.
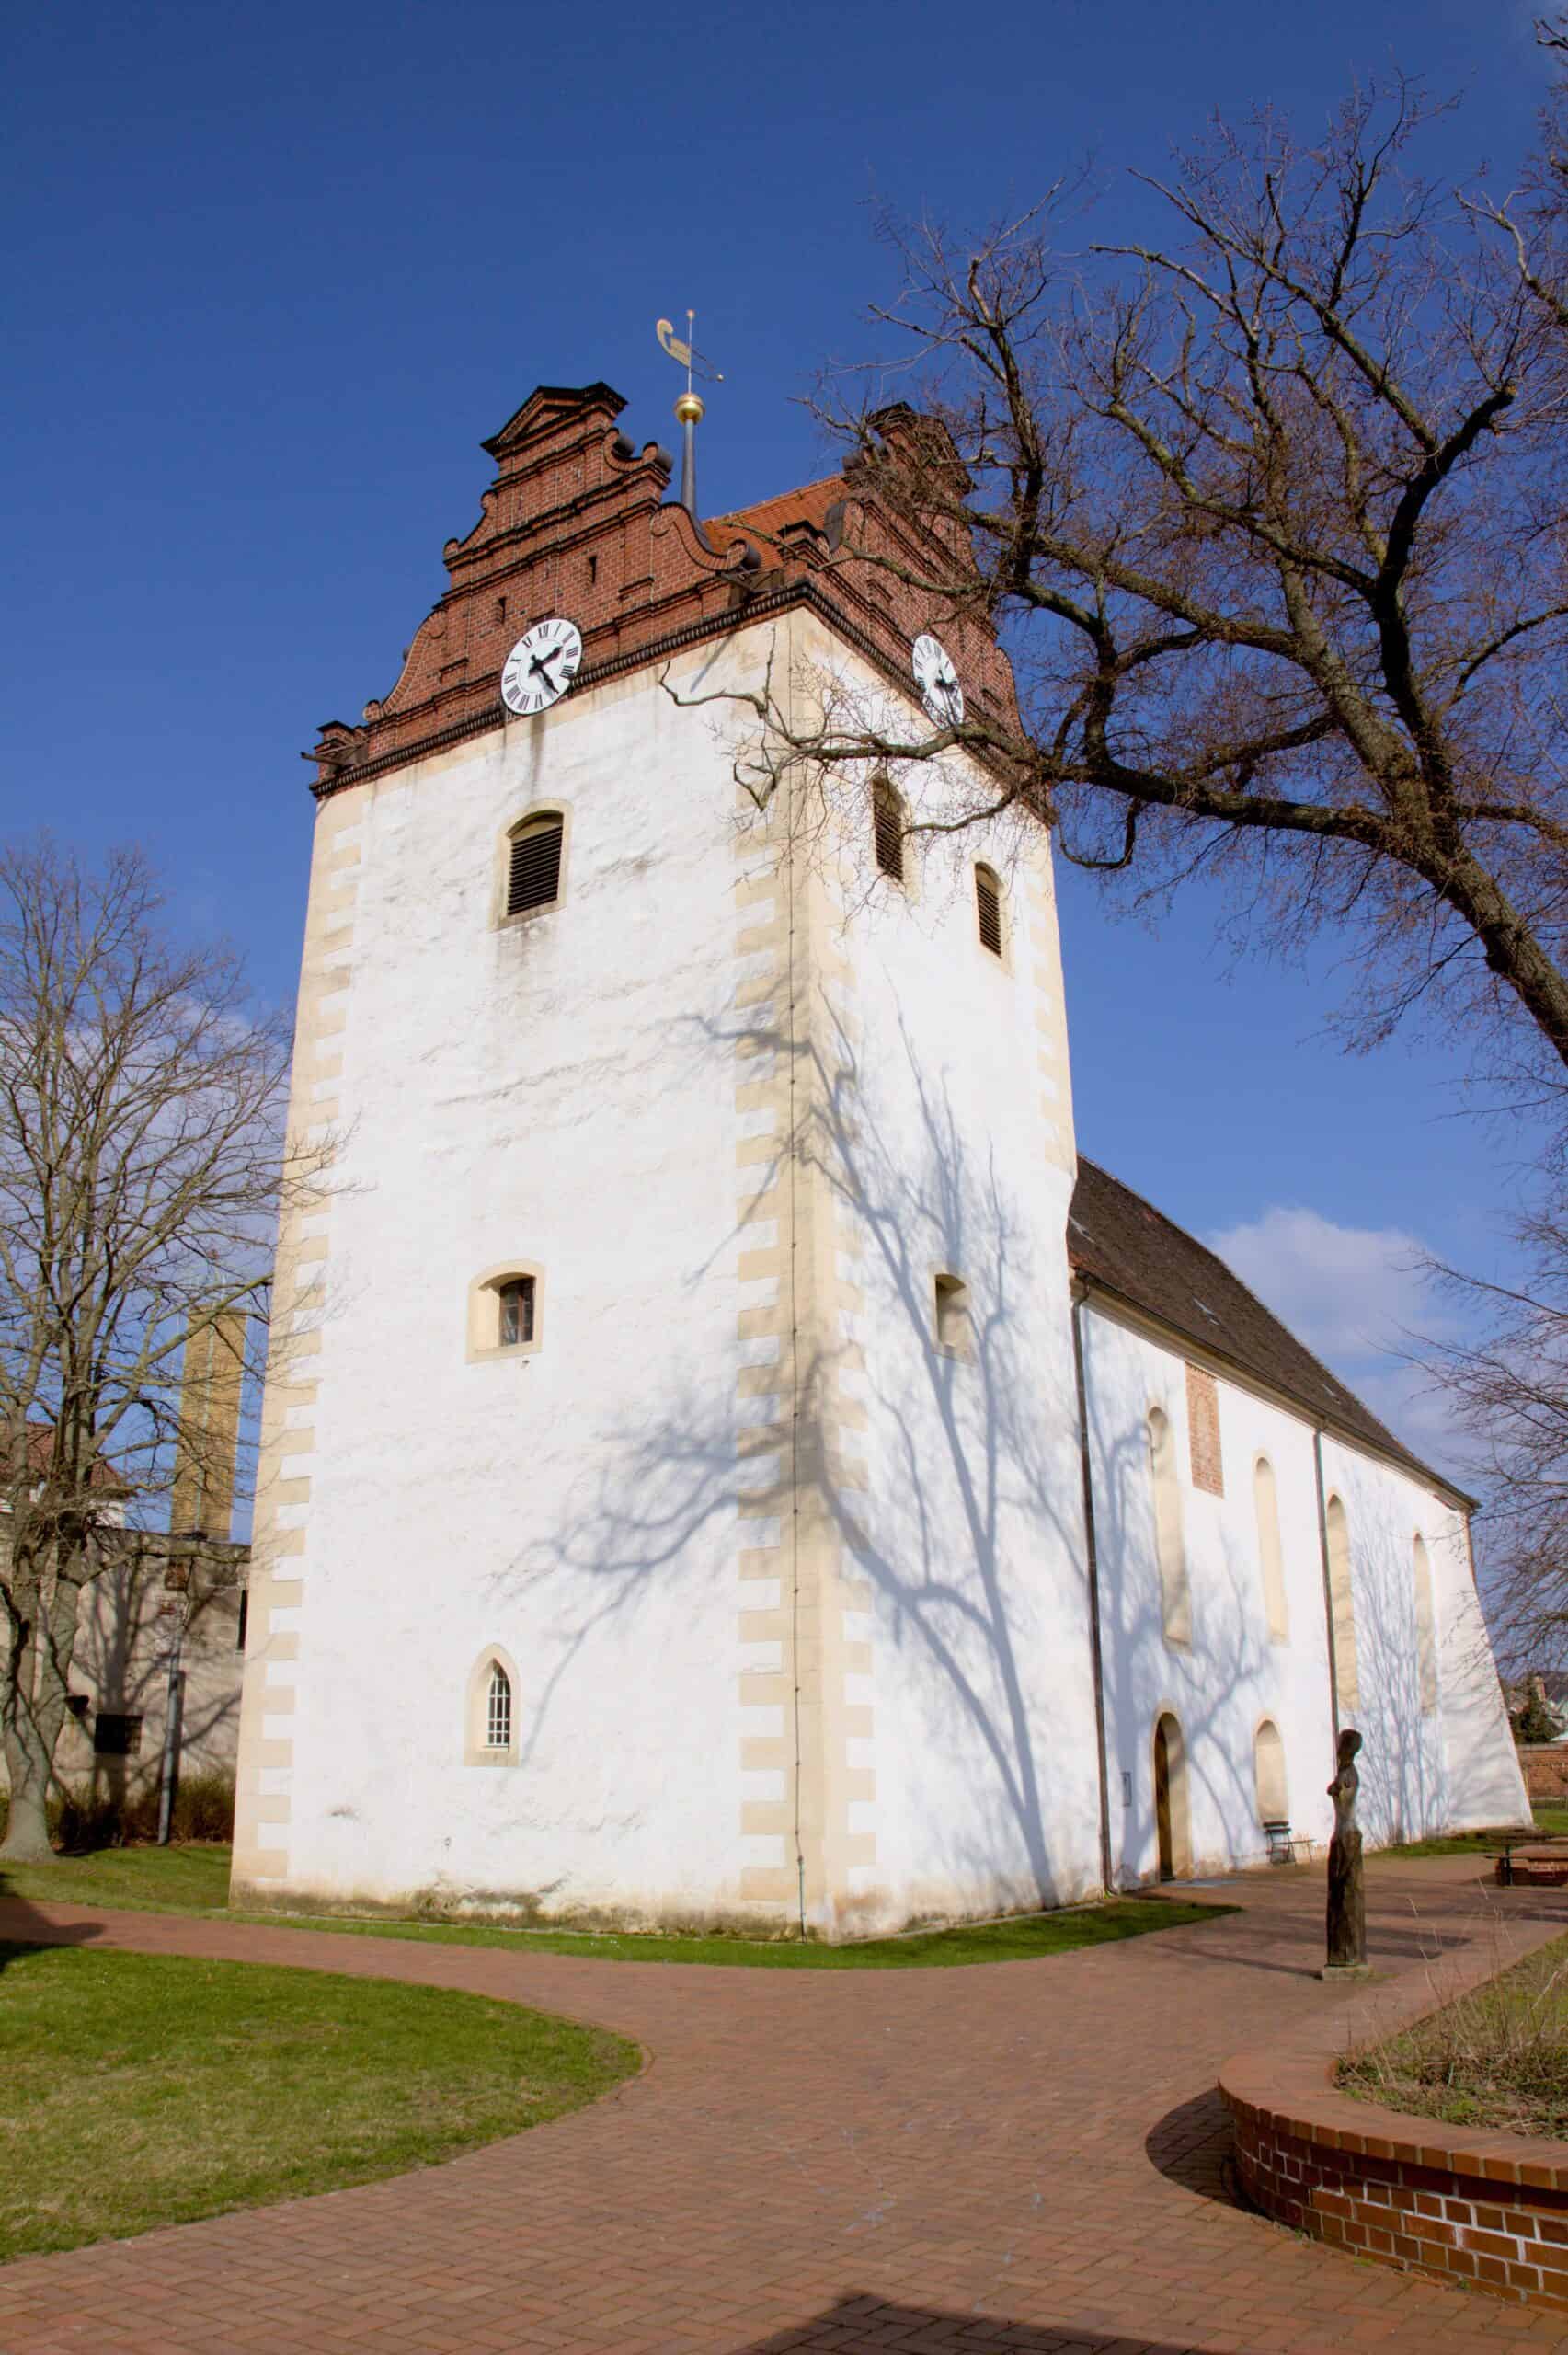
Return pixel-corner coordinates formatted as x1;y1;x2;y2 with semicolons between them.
231;381;1105;1936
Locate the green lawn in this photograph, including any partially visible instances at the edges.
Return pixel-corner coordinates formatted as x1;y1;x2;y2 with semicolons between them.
0;1841;232;1914
0;1943;636;2262
0;1844;1230;1966
1377;1801;1568;1863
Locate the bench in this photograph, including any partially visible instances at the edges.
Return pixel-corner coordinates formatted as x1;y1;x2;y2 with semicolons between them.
1263;1820;1312;1866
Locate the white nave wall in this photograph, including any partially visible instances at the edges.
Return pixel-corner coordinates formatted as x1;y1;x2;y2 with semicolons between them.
1083;1303;1528;1884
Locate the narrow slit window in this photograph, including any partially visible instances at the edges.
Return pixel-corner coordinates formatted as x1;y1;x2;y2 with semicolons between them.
1149;1406;1191;1645
507;815;564;916
486;1663;512;1751
975;865;1003;957
872;780;905;883
498;1276;535;1348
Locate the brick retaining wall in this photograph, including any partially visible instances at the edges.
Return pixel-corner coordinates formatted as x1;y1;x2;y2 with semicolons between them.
1521;1745;1568;1799
1221;1913;1568;2309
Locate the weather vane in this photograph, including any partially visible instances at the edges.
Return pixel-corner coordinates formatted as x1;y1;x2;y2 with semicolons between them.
657;311;725;521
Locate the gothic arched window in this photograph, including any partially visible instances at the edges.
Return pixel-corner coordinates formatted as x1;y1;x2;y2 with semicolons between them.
486;1662;512;1752
1413;1534;1438;1714
1253;1454;1288;1643
1325;1494;1359;1714
1149;1407;1191;1645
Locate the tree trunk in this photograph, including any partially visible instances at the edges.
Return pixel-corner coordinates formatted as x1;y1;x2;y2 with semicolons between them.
0;1729;55;1863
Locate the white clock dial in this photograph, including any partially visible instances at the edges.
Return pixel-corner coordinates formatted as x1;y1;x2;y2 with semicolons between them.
500;616;583;717
912;631;964;728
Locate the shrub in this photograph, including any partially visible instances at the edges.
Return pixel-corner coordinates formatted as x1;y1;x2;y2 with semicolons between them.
0;1774;235;1852
167;1773;235;1844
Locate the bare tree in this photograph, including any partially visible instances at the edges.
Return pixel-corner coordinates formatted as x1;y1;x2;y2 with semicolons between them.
1424;1203;1568;1675
730;75;1568;1086
0;842;293;1863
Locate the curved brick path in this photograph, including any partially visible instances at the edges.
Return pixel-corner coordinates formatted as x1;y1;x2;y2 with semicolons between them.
3;1863;1567;2354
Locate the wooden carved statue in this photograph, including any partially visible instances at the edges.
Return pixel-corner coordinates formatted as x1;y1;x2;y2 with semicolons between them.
1324;1727;1367;1972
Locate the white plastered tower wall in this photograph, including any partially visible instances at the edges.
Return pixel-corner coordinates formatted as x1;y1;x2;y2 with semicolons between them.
761;609;1101;1934
232;603;1100;1931
1082;1304;1528;1884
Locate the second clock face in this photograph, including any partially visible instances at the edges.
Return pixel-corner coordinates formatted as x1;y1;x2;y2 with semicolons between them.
501;617;582;716
912;632;964;727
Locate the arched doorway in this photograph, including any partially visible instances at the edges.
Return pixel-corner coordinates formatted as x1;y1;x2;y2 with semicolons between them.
1153;1712;1190;1880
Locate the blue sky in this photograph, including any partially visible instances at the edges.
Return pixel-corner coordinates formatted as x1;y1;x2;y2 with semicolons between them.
2;0;1558;1482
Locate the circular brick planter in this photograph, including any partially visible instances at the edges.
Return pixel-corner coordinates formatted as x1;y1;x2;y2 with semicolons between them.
1221;1914;1568;2309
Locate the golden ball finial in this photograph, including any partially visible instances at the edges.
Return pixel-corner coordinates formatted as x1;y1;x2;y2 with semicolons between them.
674;391;705;425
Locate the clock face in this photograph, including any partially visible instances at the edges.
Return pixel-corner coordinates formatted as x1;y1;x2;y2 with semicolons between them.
500;617;582;717
912;632;964;728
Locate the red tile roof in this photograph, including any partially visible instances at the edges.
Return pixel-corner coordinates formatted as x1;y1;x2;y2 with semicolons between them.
1068;1157;1457;1495
706;476;844;546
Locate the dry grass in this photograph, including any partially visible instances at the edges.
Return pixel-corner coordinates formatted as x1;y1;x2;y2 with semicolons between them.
1341;1934;1568;2140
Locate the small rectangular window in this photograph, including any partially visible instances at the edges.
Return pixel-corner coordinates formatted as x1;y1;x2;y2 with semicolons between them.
499;1277;536;1348
976;867;1003;957
933;1273;970;1355
94;1712;143;1758
236;1588;249;1652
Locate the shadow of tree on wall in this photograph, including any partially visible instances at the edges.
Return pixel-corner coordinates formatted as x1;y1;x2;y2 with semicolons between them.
1348;1508;1449;1847
732;2300;1219;2353
1091;1403;1292;1886
491;973;1099;1915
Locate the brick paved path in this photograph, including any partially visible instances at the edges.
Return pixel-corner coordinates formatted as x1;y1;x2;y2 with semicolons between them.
2;1861;1566;2354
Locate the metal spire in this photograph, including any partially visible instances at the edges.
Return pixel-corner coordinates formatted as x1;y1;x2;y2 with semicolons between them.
656;311;725;522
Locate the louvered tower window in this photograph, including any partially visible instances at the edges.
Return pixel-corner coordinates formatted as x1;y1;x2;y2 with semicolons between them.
507;815;564;916
975;865;1003;956
872;780;905;883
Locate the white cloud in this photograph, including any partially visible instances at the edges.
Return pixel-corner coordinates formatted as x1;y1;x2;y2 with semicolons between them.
1206;1205;1469;1476
1207;1206;1436;1366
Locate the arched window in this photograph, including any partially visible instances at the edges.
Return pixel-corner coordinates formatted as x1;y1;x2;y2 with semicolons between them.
1254;1718;1288;1822
465;1646;521;1765
1149;1407;1191;1645
872;778;905;884
1325;1493;1359;1714
1413;1534;1438;1714
486;1662;512;1751
504;811;565;918
468;1265;545;1361
974;864;1003;957
1253;1455;1288;1643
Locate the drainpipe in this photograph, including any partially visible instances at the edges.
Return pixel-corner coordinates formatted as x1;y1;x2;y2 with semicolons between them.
1070;1282;1115;1894
1313;1428;1341;1744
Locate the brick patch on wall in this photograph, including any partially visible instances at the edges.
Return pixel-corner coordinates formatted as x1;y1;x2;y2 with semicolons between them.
1185;1361;1224;1497
1221;1913;1568;2310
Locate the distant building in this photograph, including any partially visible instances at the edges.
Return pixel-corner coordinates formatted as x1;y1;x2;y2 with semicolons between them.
232;381;1528;1935
2;1323;250;1820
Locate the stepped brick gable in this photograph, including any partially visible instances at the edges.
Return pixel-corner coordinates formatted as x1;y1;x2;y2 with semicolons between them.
309;383;1016;797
